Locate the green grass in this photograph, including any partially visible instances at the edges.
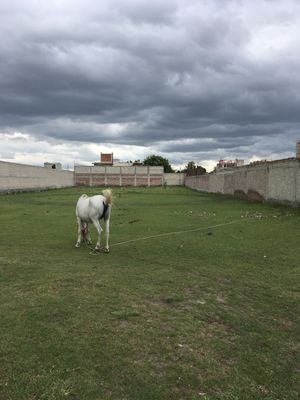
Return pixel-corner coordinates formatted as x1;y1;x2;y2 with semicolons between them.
0;186;299;400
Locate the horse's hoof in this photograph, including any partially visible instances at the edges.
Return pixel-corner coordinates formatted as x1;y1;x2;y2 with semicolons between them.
75;243;80;248
105;248;110;253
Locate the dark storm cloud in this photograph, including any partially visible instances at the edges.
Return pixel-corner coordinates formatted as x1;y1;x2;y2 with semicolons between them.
1;0;300;165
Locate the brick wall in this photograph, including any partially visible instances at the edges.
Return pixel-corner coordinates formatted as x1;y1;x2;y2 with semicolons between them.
74;165;164;187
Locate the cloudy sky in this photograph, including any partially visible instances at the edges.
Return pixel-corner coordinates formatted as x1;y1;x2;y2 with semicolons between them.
1;0;300;171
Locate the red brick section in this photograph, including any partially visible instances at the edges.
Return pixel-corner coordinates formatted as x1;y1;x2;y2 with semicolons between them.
75;170;164;187
150;176;163;186
122;174;135;186
106;176;120;186
101;153;113;163
136;177;149;186
91;176;105;186
75;175;90;186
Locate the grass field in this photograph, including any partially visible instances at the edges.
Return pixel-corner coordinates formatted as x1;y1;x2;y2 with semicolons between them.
0;186;299;400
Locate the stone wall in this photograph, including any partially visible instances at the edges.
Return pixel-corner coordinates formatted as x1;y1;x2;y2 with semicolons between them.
185;159;300;205
0;161;74;193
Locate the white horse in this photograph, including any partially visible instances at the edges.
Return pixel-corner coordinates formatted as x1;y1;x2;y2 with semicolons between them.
75;189;113;252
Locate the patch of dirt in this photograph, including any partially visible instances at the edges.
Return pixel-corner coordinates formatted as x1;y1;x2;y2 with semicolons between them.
217;276;232;285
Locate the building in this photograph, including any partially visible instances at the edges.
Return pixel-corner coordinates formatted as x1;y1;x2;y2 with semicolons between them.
93;153;114;166
215;159;244;170
249;159;269;166
93;153;137;167
44;162;62;170
113;159;133;167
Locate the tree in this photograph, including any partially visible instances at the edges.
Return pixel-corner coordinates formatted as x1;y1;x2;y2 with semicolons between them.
143;155;174;173
183;161;206;176
185;161;196;173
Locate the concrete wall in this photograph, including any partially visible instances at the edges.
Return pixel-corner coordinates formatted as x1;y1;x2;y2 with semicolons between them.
2;158;300;204
209;172;225;193
74;165;164;187
0;161;74;193
0;161;175;192
268;160;300;203
185;159;300;206
163;173;185;186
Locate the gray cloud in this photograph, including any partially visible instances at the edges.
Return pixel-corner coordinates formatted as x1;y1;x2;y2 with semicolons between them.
1;0;300;167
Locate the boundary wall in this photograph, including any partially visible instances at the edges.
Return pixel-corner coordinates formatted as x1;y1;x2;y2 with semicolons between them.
0;161;74;193
0;162;182;193
3;158;299;205
185;159;300;205
74;165;164;187
163;173;185;186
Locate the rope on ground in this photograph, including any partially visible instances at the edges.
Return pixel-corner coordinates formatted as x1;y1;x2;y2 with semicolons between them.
109;219;240;248
87;220;240;255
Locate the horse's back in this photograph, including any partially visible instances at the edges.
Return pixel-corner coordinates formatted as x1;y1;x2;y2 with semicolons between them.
76;194;90;219
89;195;105;207
76;194;106;221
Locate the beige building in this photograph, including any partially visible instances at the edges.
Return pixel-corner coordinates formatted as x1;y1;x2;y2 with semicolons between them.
215;159;244;170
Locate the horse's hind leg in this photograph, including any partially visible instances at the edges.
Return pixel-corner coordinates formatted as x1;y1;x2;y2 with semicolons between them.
105;217;110;253
92;219;103;250
85;224;92;245
75;217;83;248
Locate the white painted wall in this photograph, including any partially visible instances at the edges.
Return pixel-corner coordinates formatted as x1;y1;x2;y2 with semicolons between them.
0;161;74;192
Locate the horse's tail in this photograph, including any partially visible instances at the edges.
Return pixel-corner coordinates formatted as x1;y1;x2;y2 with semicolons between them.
79;194;88;199
102;188;113;205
